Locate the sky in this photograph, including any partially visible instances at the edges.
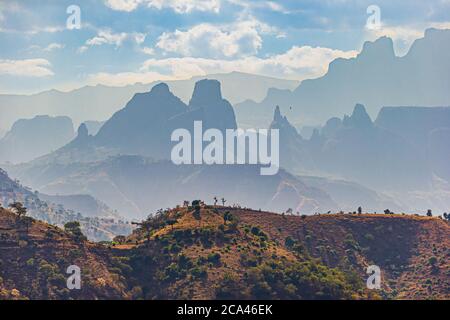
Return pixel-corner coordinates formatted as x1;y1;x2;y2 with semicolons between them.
0;0;450;94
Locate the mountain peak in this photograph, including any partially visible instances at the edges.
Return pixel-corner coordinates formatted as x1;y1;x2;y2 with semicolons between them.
189;79;222;106
274;105;282;122
77;123;89;139
270;106;302;140
150;83;171;95
360;36;395;59
349;104;373;127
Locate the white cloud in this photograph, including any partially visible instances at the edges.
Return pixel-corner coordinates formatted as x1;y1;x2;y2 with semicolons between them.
86;71;172;86
77;46;89;54
104;0;141;12
86;30;129;47
228;0;291;14
104;0;220;13
82;30;147;51
134;33;146;44
142;46;358;80
156;19;280;58
43;43;65;52
84;45;358;87
0;59;54;77
141;47;155;55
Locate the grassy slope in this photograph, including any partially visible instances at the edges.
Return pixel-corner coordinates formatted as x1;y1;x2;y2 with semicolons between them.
0;208;127;299
115;206;449;300
1;205;448;300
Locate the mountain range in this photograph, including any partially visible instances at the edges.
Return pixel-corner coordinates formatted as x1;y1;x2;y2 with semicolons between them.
0;115;75;164
3;80;408;218
235;28;450;129
271;103;450;213
0;72;297;131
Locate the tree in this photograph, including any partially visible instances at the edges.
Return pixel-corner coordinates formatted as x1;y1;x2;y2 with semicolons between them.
64;221;86;241
444;213;449;221
357;206;362;214
213;197;218;206
166;219;177;231
183;200;190;207
384;209;392;215
221;198;226;206
426;209;432;217
9;202;27;217
223;211;233;225
21;216;34;234
286;208;293;215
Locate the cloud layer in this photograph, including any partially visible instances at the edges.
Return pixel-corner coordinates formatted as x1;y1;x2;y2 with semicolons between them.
104;0;220;13
0;59;54;77
85;45;358;86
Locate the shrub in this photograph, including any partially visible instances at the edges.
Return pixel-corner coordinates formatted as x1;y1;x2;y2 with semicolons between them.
207;252;221;265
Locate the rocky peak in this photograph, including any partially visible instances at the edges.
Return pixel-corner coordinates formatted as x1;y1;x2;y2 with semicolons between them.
150;83;171;96
77;123;89;139
273;106;282;122
359;36;395;60
348;104;373;128
189;79;222;107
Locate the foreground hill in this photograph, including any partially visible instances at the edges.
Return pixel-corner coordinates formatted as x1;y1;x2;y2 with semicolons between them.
114;205;449;300
0;208;127;299
1;203;448;300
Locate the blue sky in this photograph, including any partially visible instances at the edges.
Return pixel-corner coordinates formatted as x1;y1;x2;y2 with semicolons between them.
0;0;449;94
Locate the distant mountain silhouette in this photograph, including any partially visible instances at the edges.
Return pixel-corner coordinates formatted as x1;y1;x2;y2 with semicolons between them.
309;104;430;191
376;106;450;182
269;106;315;173
0;115;75;164
38;193;121;219
428;128;450;182
0;72;297;130
95;83;187;159
94;80;237;160
236;28;450;128
375;106;450;149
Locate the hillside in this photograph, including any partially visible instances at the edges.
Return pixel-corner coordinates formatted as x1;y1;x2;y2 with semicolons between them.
0;207;127;299
1;202;448;300
0;168;133;242
113;204;449;300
